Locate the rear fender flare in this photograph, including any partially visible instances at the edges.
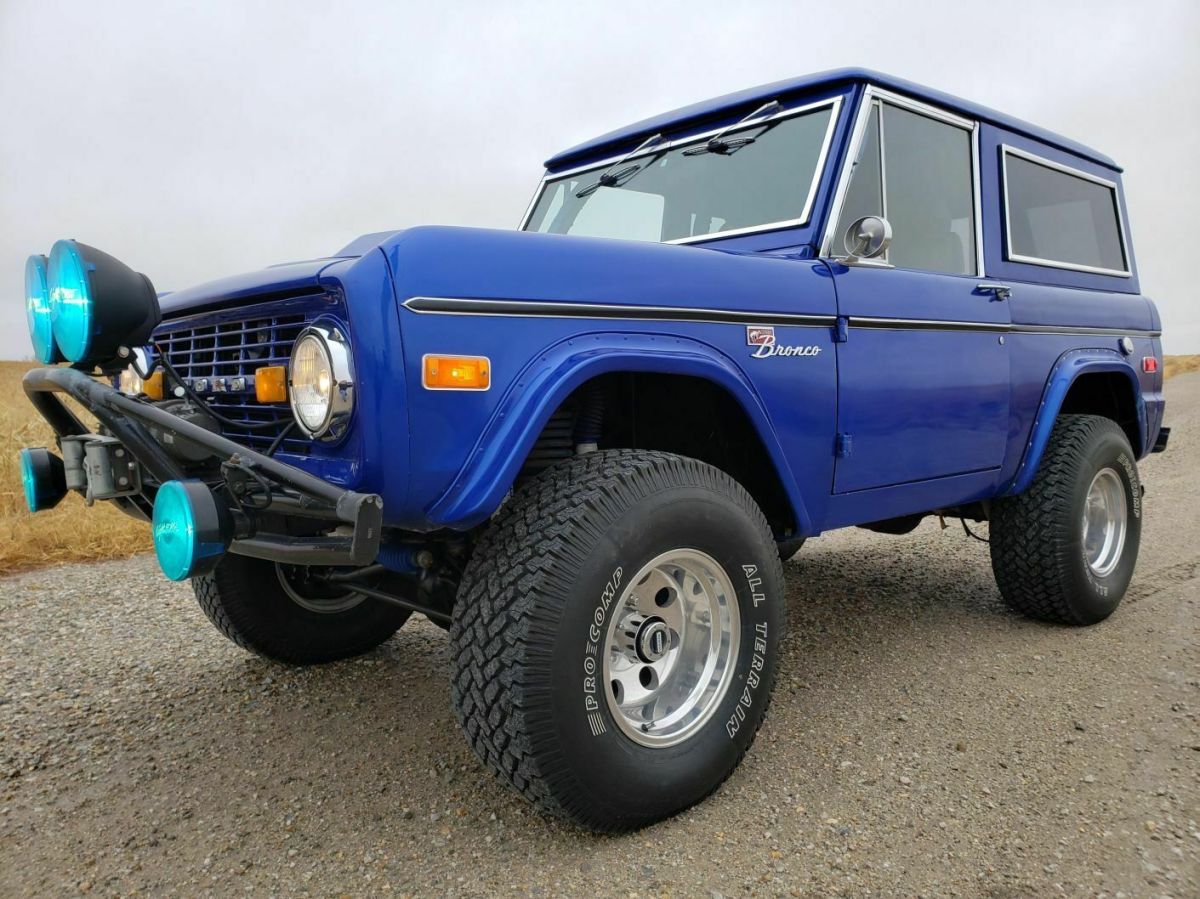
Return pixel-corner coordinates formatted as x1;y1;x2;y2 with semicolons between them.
1001;348;1144;496
425;331;810;532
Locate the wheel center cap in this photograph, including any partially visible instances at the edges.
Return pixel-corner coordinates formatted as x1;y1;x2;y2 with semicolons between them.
635;617;670;663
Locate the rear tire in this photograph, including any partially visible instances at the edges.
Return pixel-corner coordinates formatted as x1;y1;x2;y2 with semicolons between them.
990;414;1142;625
193;554;410;664
450;450;784;831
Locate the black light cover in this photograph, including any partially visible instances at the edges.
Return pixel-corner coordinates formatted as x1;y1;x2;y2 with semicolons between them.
60;241;162;370
19;447;68;512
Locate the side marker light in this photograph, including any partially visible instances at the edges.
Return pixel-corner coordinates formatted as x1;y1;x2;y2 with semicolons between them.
423;355;491;390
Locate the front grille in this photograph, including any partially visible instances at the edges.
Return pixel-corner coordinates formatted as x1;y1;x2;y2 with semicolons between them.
153;307;316;455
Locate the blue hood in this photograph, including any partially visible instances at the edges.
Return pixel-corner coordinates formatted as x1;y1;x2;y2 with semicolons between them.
159;257;347;316
159;231;406;316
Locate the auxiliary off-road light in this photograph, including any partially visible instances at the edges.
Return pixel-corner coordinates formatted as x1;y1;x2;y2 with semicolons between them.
47;239;161;367
18;448;68;513
25;255;62;364
288;325;354;439
151;480;232;581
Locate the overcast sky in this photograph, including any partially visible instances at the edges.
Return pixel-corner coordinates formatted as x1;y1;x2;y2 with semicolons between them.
2;0;1197;356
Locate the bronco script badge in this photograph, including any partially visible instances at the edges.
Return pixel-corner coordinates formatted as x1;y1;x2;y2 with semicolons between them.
746;325;822;359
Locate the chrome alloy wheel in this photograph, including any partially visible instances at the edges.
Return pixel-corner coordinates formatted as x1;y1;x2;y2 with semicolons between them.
1082;467;1128;578
602;549;740;748
276;564;367;614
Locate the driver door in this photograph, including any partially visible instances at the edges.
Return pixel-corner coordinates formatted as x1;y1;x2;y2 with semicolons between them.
826;94;1010;494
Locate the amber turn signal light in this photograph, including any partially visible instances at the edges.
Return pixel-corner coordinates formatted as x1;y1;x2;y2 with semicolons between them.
255;365;288;403
142;371;165;400
423;355;490;390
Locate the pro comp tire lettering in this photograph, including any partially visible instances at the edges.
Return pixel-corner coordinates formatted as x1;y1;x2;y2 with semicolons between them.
583;567;623;732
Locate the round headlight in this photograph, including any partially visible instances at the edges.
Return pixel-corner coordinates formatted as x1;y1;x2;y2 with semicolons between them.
25;255;61;364
48;239;94;362
288;325;354;439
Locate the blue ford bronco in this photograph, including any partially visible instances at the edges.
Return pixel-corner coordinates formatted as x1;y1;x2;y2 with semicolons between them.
19;69;1168;831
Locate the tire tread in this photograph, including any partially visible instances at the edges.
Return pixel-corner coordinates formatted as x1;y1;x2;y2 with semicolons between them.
450;449;783;831
990;414;1136;625
192;556;407;664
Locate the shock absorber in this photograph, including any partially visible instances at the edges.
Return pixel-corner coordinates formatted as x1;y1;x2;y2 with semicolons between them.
574;381;604;454
376;543;434;575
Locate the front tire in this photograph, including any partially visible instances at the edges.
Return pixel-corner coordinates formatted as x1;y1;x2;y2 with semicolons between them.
193;554;410;664
990;414;1142;625
450;450;784;831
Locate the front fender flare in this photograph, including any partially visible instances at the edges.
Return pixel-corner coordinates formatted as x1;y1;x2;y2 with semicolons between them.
425;331;811;533
1000;348;1145;497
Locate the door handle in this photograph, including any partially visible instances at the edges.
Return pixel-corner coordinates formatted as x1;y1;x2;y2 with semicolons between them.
975;283;1012;301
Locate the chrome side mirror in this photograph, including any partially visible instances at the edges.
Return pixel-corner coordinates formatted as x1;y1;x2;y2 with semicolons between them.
841;215;892;263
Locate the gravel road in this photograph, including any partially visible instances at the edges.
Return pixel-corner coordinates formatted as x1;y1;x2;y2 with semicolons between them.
2;376;1197;898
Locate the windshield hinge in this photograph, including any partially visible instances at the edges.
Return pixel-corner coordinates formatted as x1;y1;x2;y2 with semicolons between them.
835;433;853;459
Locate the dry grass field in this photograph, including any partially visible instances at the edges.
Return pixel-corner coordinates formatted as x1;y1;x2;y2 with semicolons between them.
1;355;1197;576
1165;353;1200;379
0;361;149;575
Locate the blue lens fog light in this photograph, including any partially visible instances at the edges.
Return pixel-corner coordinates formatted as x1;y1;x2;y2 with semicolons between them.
25;255;61;364
48;239;95;363
151;480;232;581
18;448;68;512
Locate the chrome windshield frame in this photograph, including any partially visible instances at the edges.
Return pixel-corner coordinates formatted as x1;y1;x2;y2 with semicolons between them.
519;95;844;245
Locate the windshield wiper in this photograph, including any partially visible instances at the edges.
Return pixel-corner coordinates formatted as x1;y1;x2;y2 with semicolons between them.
575;133;665;198
682;100;782;156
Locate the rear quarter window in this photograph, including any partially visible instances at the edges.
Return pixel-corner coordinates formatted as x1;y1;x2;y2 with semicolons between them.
1002;147;1129;276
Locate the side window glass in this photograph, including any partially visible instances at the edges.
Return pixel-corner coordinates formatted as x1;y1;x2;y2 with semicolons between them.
1003;151;1127;274
829;102;883;254
881;104;976;275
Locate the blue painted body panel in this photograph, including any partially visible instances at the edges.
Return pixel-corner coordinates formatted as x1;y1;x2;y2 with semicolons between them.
1001;348;1146;496
824;263;1011;493
381;226;838;532
151;70;1164;540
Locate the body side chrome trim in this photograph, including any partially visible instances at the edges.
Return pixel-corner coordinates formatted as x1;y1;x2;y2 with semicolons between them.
519;96;844;244
851;316;1158;337
1008;323;1160;337
849;316;1007;333
403;296;837;328
402;297;1161;339
1000;144;1132;278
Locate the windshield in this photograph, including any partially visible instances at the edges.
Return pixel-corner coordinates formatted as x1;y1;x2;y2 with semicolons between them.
523;99;838;244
